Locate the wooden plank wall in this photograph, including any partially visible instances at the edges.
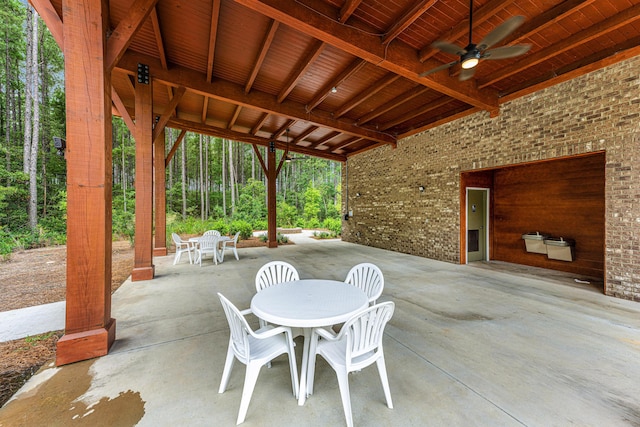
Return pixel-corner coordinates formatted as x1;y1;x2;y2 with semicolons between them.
491;152;605;278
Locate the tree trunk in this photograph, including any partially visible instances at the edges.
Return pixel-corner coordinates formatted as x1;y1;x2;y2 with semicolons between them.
222;138;227;215
181;132;187;219
205;135;210;218
27;8;40;230
228;139;235;214
23;7;33;175
199;133;204;220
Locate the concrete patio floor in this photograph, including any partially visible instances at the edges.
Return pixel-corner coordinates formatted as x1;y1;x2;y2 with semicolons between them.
2;234;640;426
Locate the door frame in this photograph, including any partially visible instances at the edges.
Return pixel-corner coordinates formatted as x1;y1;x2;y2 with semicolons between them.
465;187;490;264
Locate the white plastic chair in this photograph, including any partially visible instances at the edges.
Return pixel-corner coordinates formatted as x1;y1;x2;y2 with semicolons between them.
217;293;299;425
171;232;194;265
203;229;221;237
221;231;241;262
344;262;384;305
196;235;221;266
255;261;300;293
307;302;395;427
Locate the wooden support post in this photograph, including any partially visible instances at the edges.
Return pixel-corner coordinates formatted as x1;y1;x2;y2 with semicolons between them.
267;142;278;248
132;64;155;281
56;0;115;366
154;129;167;256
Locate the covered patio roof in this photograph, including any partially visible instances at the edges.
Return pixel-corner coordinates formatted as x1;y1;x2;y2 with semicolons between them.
34;0;640;161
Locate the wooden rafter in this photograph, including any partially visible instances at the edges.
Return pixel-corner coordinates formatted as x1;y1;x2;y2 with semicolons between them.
272;120;296;140
29;0;63;49
111;88;135;131
201;97;209;123
150;8;167;69
308;131;340;149
116;51;395;145
277;40;325;103
479;3;640;89
331;136;362;152
306;59;366;112
418;0;517;63
234;0;499;112
356;86;431;125
228;105;242;129
382;0;438;45
246;19;279;93
165;129;187;166
293;125;318;144
250;112;269;135
206;0;222;83
398;107;479;139
106;0;159;71
153;86;186;142
338;0;362;22
380;97;452;131
334;73;400;118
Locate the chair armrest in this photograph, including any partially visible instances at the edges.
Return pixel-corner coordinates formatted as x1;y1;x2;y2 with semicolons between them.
251;325;292;339
239;308;253;316
314;326;339;341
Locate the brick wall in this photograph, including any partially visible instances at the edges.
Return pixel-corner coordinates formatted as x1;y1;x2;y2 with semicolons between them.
342;56;640;301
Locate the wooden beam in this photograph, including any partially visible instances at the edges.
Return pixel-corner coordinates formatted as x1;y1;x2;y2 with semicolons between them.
418;0;518;62
201;96;210;123
338;0;362;22
308;131;341;149
331;136;362;152
382;0;438;45
479;3;640;89
277;40;325;103
356;85;431;125
246;19;279;93
29;0;63;49
153;129;167;257
132;73;155;281
153;85;186;143
252;143;268;175
250;112;269;135
380;97;452;131
56;0;115;366
165;128;187;166
116;51;395;145
234;0;499;112
334;73;400;118
206;0;222;83
150;8;168;70
111;88;136;132
293;125;319;143
106;0;159;71
228;105;242;129
397;107;480;139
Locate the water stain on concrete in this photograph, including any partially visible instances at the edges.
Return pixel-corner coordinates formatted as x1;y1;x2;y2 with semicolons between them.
0;360;145;427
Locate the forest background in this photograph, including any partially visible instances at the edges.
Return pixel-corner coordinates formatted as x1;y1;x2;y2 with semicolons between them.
0;0;343;256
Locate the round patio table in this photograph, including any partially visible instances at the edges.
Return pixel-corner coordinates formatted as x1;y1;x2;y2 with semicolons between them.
251;279;368;406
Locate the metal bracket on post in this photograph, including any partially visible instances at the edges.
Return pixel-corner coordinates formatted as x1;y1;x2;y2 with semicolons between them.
269;141;276;153
137;63;150;85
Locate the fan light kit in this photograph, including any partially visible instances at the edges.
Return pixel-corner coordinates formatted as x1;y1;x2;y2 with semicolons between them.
420;0;531;81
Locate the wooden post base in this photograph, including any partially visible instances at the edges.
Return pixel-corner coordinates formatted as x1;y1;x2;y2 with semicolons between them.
56;318;116;366
153;247;167;256
268;241;278;248
131;266;155;281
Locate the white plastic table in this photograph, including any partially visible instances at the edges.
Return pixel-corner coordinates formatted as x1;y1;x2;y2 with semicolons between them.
189;235;230;264
251;279;368;405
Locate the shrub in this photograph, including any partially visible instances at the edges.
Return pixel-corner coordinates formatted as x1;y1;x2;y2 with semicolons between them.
230;220;253;239
322;217;341;236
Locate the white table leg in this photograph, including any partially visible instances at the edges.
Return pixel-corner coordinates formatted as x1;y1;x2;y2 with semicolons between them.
298;328;311;406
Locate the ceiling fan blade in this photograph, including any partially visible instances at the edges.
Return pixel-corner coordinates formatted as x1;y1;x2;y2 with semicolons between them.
419;60;459;77
459;67;476;81
482;44;531;60
476;15;525;51
432;40;467;56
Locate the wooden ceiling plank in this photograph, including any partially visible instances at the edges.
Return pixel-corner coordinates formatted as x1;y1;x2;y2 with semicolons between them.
479;3;640;89
228;105;242;129
418;0;518;62
153;86;186;142
165;129;187;167
246;19;280;93
306;59;367;112
334;73;401;118
501;0;599;46
277;40;326;103
116;51;395;144
206;0;222;83
250;112;270;135
29;0;63;49
380;97;452;131
233;0;499;112
500;36;640;103
338;0;363;22
150;8;168;70
357;85;431;125
169;117;346;162
382;0;438;45
106;0;159;71
293;125;319;144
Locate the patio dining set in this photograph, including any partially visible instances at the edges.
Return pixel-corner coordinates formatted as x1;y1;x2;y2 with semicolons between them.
217;260;395;427
171;231;240;266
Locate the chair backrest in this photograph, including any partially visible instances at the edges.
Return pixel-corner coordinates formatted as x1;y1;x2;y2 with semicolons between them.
200;235;219;249
255;261;300;292
231;231;240;243
203;230;221;237
218;293;252;363
171;232;182;245
345;263;384;304
342;301;394;366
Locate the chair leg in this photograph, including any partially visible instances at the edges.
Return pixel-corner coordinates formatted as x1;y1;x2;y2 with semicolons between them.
286;333;300;399
336;368;353;427
218;345;236;393
376;354;393;408
233;246;239;260
237;362;262;425
173;252;180;265
306;333;319;396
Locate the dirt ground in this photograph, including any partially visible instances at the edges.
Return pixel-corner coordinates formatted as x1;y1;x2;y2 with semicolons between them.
0;235;269;407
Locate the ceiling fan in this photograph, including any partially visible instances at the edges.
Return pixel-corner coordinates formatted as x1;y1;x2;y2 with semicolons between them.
420;0;531;81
